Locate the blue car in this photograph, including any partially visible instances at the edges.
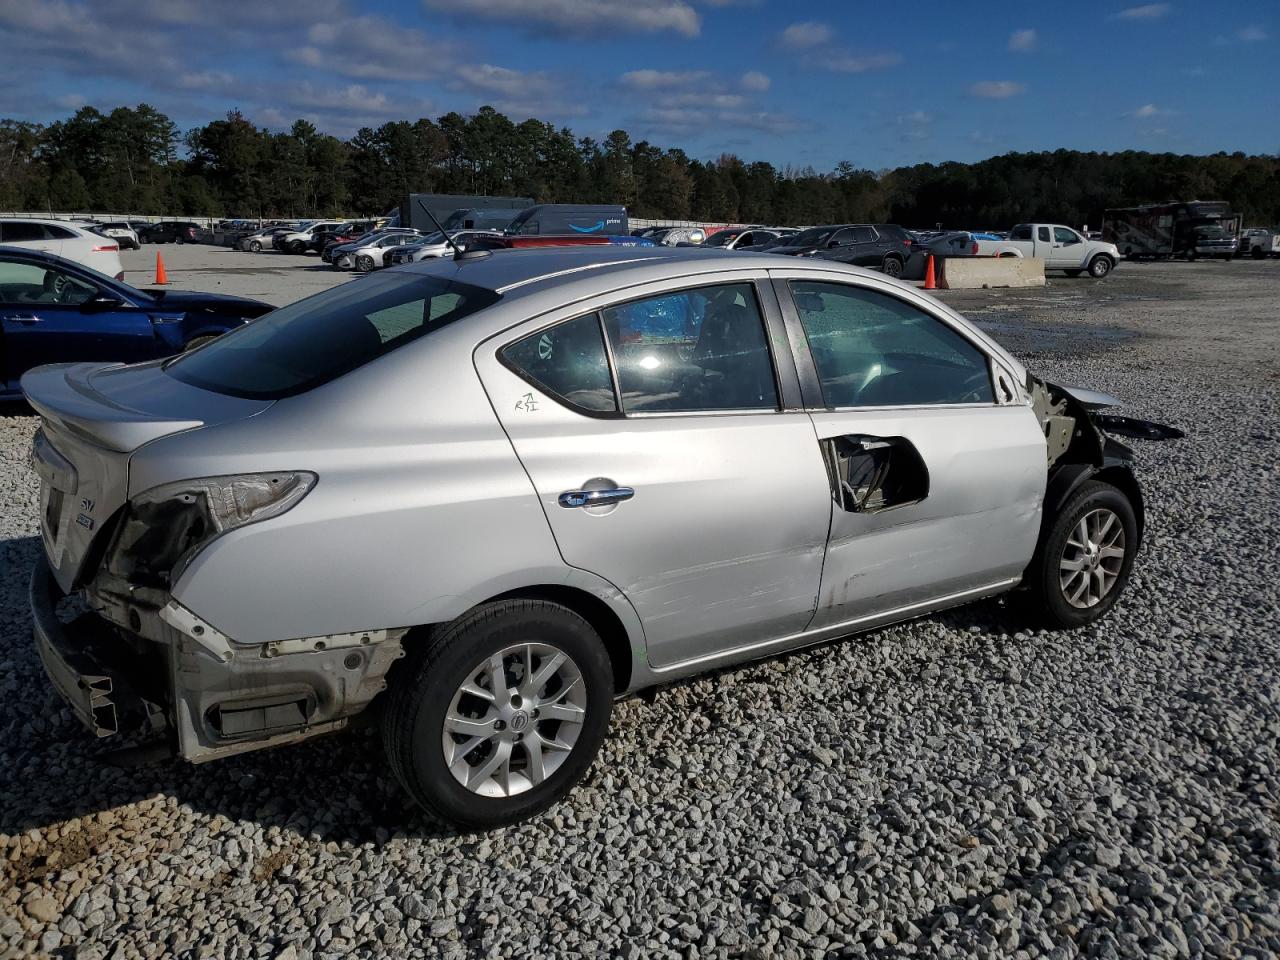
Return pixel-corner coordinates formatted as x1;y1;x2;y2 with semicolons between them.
0;246;273;400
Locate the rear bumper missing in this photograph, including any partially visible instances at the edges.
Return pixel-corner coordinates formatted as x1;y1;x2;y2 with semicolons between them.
32;554;407;762
31;556;164;738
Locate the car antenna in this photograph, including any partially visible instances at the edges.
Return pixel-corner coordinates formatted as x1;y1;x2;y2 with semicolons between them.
416;199;490;262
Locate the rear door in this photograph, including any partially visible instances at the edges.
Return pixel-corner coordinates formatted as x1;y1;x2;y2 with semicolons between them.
772;269;1046;627
476;271;835;670
848;226;880;266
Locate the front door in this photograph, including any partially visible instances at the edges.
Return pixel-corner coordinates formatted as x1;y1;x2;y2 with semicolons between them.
774;272;1046;626
0;259;157;387
477;276;835;669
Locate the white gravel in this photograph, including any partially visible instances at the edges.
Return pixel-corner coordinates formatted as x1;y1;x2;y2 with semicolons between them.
1;259;1277;959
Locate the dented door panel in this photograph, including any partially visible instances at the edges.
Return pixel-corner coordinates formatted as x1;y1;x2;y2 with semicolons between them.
807;404;1046;628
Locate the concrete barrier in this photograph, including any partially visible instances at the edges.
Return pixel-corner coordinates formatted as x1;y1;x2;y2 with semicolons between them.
940;256;1045;289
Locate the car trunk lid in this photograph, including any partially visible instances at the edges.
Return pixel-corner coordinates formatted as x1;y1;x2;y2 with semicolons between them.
22;361;272;591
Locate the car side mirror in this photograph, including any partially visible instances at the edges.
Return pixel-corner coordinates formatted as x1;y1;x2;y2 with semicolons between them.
81;293;125;312
827;239;841;248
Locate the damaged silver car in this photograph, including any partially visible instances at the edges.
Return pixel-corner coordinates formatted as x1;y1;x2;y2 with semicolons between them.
25;246;1180;827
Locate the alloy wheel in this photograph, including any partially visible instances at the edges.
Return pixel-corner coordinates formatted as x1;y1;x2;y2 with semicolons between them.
1059;507;1126;608
441;642;587;798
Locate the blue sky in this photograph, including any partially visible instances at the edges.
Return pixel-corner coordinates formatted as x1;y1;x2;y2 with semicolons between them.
0;1;1274;169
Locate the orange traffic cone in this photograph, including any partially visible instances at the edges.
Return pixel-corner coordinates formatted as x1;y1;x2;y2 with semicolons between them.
923;254;936;290
153;253;170;285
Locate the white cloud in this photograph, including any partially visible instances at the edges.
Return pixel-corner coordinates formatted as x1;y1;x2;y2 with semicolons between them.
780;21;832;49
1115;3;1170;19
822;51;902;73
620;69;710;90
1008;28;1036;52
286;15;455;81
453;64;556;99
740;70;770;91
970;80;1026;98
1238;24;1267;42
424;0;701;37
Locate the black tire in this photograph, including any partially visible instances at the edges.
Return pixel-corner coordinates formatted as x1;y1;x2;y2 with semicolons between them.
288;241;305;255
880;255;904;278
248;239;262;253
382;599;613;828
1088;255;1113;278
355;254;375;273
1023;479;1138;629
1065;269;1083;277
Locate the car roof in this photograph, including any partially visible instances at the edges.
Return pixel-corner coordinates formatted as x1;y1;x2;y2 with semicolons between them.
396;244;821;299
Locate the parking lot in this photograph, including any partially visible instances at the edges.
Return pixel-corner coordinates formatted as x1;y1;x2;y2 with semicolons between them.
2;256;1278;958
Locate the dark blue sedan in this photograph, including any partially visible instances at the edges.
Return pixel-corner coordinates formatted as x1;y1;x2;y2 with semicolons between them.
0;246;273;400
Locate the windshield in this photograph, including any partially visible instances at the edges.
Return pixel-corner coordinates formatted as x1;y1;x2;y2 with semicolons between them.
702;231;738;247
789;228;834;247
165;273;501;399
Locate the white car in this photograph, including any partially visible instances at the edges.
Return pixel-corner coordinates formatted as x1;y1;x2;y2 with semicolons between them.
976;224;1121;278
0;218;124;280
96;221;140;250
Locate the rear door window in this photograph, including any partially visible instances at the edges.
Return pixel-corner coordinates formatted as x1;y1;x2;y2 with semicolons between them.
600;283;778;413
2;222;49;242
165;274;500;399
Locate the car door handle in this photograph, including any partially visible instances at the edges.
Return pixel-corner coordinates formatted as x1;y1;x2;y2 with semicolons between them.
558;487;635;509
2;314;42;325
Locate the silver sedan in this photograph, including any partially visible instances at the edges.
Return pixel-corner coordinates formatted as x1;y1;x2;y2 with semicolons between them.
23;247;1177;827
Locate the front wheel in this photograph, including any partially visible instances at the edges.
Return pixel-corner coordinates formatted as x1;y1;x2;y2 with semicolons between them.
248;239;262;253
1088;255;1113;278
880;255;904;278
1023;479;1138;629
355;253;375;273
382;600;613;828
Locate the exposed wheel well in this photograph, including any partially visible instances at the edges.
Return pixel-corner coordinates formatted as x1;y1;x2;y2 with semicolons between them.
472;586;635;693
1095;463;1145;541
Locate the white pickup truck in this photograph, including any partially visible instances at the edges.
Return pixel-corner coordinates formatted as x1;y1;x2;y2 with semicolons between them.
1238;228;1280;259
976;224;1122;278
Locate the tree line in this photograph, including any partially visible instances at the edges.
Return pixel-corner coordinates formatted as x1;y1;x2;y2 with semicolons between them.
2;104;1278;229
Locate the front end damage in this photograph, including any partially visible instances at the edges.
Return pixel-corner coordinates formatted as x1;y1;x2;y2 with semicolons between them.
1027;374;1182;548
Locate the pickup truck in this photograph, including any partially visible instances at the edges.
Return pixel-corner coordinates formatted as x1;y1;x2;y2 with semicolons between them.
1237;228;1279;259
976;224;1122;278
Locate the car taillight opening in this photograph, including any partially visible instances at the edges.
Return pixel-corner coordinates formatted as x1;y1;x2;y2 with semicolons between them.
92;244;119;252
104;472;317;588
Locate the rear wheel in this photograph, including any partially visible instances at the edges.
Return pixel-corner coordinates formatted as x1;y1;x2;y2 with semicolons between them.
382;600;613;828
1087;255;1113;278
880;255;904;278
1023;479;1137;629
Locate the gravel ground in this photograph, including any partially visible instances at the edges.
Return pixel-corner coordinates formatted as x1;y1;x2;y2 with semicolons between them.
2;259;1278;959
